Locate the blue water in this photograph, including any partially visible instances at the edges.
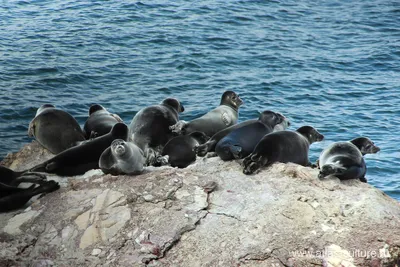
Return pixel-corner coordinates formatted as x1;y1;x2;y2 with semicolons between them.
0;1;399;200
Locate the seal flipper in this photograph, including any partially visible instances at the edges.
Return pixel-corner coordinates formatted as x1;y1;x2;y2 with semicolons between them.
145;148;168;167
99;146;116;173
169;120;187;134
194;140;216;157
336;165;366;181
0;184;35;212
46;162;59;172
29;163;48;173
359;177;367;183
152;155;169;167
0;182;33;193
13;172;47;185
243;161;261;175
0;181;59;212
243;153;266;175
318;164;341;179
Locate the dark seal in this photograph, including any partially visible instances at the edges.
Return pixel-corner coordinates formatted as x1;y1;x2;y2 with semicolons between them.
28;104;85;154
99;139;145;175
30;123;129;176
170;91;243;137
0;166;59;212
195;111;290;157
215;111;288;161
161;131;209;168
243;126;324;175
83;104;123;139
128;98;184;165
318;137;380;183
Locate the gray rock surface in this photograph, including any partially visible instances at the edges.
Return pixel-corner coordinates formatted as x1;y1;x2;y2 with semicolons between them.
1;141;400;266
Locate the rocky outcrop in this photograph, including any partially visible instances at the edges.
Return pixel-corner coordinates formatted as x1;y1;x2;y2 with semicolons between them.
1;141;400;267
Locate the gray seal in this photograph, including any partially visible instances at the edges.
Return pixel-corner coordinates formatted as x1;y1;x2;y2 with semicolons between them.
170;91;243;137
129;98;184;165
318;137;380;182
161;131;209;168
194;111;290;157
215;111;288;161
28;104;85;154
243;126;324;175
83;104;123;139
30;123;129;176
99;139;145;175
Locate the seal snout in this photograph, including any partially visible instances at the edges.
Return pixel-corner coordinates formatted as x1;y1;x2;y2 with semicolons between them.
111;139;126;155
318;134;325;141
115;145;125;155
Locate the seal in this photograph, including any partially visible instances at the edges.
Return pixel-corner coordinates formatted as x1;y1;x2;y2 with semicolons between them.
317;137;380;182
243;126;324;175
161;131;209;168
0;166;59;212
170;91;243;137
99;139;145;175
129;98;184;165
215;111;288;161
194;111;290;157
0;165;47;185
30;123;129;176
83;104;123;139
28;104;85;154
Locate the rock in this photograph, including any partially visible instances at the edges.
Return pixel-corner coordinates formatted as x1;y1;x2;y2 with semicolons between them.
1;142;400;266
91;248;102;256
323;244;355;267
3;210;41;235
71;189;131;249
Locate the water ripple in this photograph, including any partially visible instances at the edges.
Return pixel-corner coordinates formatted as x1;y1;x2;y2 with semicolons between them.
0;0;399;200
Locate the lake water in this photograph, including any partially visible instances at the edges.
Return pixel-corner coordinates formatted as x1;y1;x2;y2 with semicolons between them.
1;0;399;200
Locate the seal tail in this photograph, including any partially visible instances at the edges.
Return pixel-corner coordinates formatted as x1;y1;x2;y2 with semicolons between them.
0;181;59;212
194;140;216;157
32;180;60;196
29;163;48;173
13;172;47;185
